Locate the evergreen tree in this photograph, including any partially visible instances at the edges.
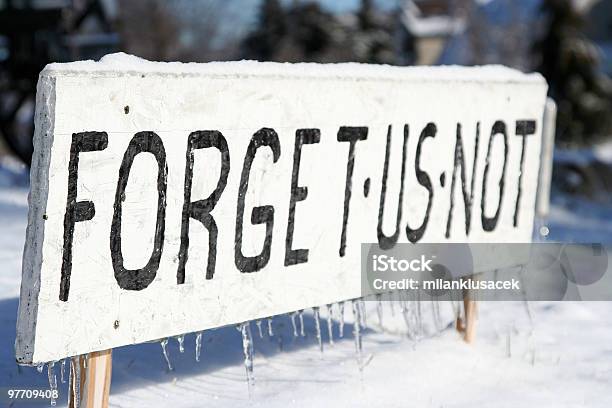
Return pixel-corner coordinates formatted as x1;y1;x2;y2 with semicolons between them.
534;0;612;144
243;0;287;61
286;2;333;59
242;0;397;64
355;0;396;64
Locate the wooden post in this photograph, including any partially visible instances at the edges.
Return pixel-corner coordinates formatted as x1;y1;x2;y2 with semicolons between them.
456;275;478;343
462;296;478;343
69;350;112;408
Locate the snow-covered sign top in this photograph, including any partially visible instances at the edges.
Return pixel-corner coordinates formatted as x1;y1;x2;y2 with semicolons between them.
16;53;547;364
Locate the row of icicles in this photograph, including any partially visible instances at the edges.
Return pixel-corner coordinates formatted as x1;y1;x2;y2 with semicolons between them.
35;292;462;406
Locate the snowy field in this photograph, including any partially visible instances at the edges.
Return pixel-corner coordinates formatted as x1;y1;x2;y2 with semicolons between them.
1;156;611;407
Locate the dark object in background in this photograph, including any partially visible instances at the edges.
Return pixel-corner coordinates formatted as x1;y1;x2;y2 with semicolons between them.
243;0;399;65
533;0;612;145
0;0;118;165
552;149;612;203
586;0;612;76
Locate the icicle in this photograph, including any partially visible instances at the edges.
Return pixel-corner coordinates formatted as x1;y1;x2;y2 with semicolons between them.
160;338;173;371
401;304;413;339
399;291;417;340
267;318;274;336
518;267;534;330
432;298;442;334
451;286;463;327
313;307;323;353
358;299;367;328
238;322;255;396
67;359;72;404
325;304;334;345
412;294;422;339
416;290;423;338
290;312;299;337
352;300;363;371
47;361;57;406
338;302;345;338
526;329;536;366
36;363;44;373
506;327;512;358
389;292;396;316
256;320;264;338
298;310;305;337
176;334;185;353
70;357;81;408
60;359;66;384
195;332;203;362
396;290;404;310
429;300;436;334
376;294;383;327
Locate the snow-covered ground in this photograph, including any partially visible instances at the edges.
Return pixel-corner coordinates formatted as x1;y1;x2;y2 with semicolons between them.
1;155;611;407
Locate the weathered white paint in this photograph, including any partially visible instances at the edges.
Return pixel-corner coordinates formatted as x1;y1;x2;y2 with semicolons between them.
16;54;548;364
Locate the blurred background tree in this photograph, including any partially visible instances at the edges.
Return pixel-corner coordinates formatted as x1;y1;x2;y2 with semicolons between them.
533;0;612;145
0;0;118;165
117;0;181;61
117;0;237;62
242;0;397;64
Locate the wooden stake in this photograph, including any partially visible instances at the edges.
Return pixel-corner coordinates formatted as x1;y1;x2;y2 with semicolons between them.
462;296;478;343
456;276;478;343
69;350;112;408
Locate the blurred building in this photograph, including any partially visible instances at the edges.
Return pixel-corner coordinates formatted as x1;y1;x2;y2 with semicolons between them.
396;0;465;65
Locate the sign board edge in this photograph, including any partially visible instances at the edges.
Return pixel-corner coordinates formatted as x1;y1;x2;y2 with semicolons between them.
15;75;57;365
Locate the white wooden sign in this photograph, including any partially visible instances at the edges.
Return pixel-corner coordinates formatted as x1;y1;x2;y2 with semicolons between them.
16;54;548;364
